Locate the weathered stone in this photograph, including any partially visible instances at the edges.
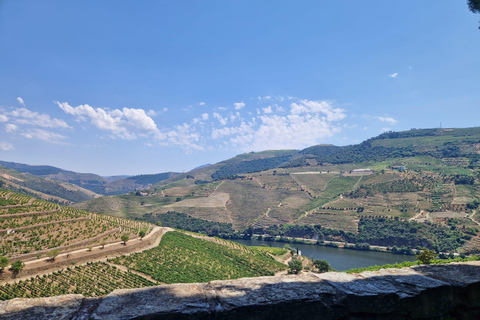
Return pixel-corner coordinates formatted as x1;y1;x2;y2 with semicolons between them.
0;294;84;320
1;262;479;320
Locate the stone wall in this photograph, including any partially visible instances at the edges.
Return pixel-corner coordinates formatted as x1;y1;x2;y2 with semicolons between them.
1;262;479;320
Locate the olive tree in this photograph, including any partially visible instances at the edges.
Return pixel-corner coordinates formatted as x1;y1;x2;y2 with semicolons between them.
11;260;24;273
121;234;129;244
288;258;303;274
0;256;9;271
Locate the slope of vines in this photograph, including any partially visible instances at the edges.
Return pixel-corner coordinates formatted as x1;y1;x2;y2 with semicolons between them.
110;231;286;284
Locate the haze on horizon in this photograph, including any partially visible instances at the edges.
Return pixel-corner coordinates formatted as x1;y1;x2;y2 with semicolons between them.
0;1;479;176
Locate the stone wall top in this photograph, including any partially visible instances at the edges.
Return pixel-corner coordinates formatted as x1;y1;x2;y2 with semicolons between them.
1;261;479;320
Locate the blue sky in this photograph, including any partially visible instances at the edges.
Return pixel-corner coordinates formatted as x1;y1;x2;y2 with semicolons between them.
0;1;479;175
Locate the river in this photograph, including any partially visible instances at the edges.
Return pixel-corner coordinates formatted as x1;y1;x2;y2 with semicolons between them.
231;239;418;271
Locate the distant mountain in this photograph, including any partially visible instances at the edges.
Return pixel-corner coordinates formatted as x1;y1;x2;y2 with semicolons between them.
76;126;480;232
191;163;213;171
0;161;180;198
0;166;98;204
103;175;132;182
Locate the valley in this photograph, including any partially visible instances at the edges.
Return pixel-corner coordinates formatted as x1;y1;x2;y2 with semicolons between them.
1;127;480;302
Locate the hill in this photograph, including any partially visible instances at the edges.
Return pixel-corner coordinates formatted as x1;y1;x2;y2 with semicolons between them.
0;161;180;198
74;127;480;254
0;166;99;204
0;190;287;301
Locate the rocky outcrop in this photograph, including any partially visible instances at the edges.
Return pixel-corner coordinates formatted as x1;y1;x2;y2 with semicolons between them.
1;262;479;320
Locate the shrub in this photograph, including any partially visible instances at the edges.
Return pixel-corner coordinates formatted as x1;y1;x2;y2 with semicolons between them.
416;249;436;264
288;258;303;274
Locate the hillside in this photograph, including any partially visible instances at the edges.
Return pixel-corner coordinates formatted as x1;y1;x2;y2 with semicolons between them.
0;166;99;204
0;190;287;301
75;127;480;254
0;161;180;198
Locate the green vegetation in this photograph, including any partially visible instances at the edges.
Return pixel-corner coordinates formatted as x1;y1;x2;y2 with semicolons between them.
0;190;154;258
110;232;286;283
121;234;129;244
46;250;60;260
313;259;332;273
0;256;8;271
345;255;480;274
142;211;235;236
288;258;303;274
0;262;156;300
346;178;429;198
10;260;24;273
126;172;178;185
349;218;471;253
211;155;293;180
251;246;288;256
416;249;437;264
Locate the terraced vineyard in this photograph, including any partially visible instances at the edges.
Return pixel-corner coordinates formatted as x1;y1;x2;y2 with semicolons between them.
0;190;291;301
0;190;154;259
0;262;156;300
110;231;287;284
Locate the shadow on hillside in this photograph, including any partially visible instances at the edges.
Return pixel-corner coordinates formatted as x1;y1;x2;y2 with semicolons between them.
1;263;480;320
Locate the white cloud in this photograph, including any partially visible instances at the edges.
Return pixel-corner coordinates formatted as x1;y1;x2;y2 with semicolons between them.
211;121;254;140
389;73;398;78
262;106;273;114
378;116;398;124
11;108;70;128
201;113;209;121
290;100;346;121
234;102;245;110
213;112;228;126
146;110;158;116
258;95;272;101
408;66;413;70
0;115;8;122
21;129;68;144
209;99;346;151
56;101;205;151
199;102;205;106
17;97;25;106
0;142;13;150
164;123;203;151
5;124;17;133
56;101;161;140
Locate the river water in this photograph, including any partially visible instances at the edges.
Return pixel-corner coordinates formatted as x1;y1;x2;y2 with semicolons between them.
231;239;418;271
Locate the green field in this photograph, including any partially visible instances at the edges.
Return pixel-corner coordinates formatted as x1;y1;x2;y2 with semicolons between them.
110;232;286;283
0;262;156;300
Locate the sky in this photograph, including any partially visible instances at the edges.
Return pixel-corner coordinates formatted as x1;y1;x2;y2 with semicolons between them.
0;1;479;176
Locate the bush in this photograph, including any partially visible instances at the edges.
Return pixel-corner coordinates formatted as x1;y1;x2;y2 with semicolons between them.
313;259;332;273
10;260;24;273
288;258;303;274
121;234;130;244
0;256;9;271
416;249;436;264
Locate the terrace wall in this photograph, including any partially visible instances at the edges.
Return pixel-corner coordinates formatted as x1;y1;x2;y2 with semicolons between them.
1;262;479;320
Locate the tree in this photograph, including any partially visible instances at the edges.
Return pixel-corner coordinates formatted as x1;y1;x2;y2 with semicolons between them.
468;0;480;13
288;258;303;274
139;230;146;239
468;0;480;29
0;256;9;271
121;234;129;244
416;248;436;265
313;259;332;273
10;260;24;273
47;249;60;260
